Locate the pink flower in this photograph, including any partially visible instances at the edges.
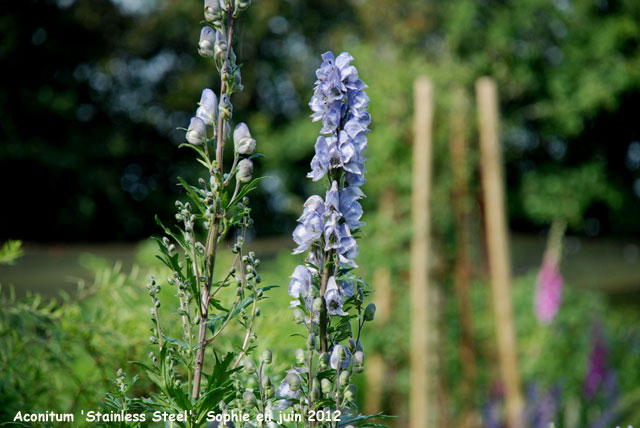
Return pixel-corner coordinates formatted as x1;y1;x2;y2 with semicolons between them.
534;258;563;323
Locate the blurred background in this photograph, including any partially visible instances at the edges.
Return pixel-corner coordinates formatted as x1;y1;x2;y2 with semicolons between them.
1;0;640;427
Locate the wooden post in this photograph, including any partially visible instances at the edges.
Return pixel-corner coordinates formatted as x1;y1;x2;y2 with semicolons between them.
476;77;524;428
449;86;479;428
410;76;435;428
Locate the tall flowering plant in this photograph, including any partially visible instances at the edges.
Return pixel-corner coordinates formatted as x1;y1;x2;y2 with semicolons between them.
100;1;275;426
100;5;383;425
250;52;380;427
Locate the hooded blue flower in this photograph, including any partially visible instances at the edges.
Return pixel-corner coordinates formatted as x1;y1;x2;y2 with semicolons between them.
325;276;347;316
329;344;351;370
292;195;326;255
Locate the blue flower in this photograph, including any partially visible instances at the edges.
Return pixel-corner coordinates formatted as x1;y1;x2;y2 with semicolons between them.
273;371;303;410
196;88;218;125
198;27;215;57
289;265;312;300
292;195;326;255
233;122;256;155
186;117;207;145
325;276;347;316
329;344;351;370
339;186;365;230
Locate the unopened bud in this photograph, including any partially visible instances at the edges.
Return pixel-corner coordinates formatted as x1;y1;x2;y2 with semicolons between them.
364;303;376;322
292;308;304;324
285;373;301;392
312;298;323;313
219;94;232;120
261;349;272;364
295;348;305;365
243;359;255;374
344;384;357;402
318;352;329;370
340;371;350;386
321;378;331;394
306;334;316;350
242;391;257;407
236;159;253;183
214;30;227;63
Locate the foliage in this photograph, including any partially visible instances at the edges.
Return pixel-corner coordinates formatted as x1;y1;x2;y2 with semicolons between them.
521;162;622;228
0;262;154;423
0;241;23;266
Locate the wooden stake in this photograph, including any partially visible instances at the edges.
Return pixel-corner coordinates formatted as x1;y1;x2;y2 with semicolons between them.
476;77;524;428
449;86;479;428
410;76;436;428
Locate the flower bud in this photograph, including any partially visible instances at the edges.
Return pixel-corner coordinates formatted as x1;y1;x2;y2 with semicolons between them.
243;391;257;408
262;375;272;388
221;60;233;84
339;370;350;386
312;297;323;313
292;308;304;324
214;30;227;63
243;358;256;374
295;348;305;365
261;349;272;364
219;0;231;11
233;122;256;155
306;334;316;350
344;384;357;402
198;27;216;57
236;0;251;10
353;350;365;373
318;352;329;370
204;0;221;24
364;303;376;322
246;377;258;390
234;69;244;92
186;117;207;145
236;159;253;183
311;382;321;401
321;378;331;394
285;373;301;392
219;94;232;120
196;88;218;125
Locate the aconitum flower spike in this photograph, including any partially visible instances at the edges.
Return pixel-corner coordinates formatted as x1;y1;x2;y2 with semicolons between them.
196;88;218;125
198;27;215;57
236;159;253;182
186;117;207;145
233;123;256;155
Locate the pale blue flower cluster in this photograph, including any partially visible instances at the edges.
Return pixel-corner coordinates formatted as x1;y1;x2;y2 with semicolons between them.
308;52;370;188
288;51;369;316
